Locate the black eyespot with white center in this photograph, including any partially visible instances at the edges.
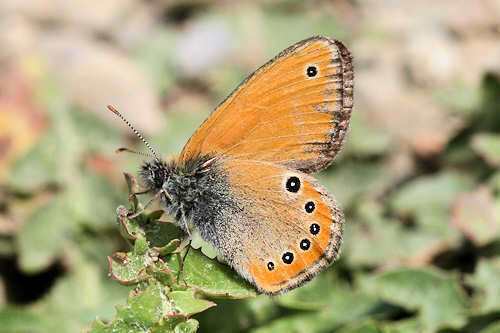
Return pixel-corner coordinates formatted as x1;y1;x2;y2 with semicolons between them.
300;239;311;251
310;223;320;235
286;176;300;193
282;252;294;264
267;262;275;271
305;201;315;213
307;66;317;77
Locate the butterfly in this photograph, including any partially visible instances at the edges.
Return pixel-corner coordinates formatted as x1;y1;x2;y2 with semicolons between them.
109;36;353;295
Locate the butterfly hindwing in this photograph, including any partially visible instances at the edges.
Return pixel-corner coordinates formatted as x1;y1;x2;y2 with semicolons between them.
179;36;353;174
207;159;344;295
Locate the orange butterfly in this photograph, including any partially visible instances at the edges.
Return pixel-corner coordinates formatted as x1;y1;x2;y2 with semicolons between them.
110;36;353;295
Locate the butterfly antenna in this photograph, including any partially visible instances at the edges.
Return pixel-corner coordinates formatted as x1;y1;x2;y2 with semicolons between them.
107;105;161;162
115;147;157;159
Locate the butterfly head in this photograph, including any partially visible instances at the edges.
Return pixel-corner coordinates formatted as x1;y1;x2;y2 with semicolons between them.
139;159;172;194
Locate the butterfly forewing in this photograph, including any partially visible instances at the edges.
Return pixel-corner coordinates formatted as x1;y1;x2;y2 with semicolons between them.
179;36;353;174
216;159;344;295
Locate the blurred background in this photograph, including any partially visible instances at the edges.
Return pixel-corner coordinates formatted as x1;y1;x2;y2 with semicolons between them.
1;0;500;332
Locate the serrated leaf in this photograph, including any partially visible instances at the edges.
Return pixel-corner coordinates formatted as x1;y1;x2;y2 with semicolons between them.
90;280;202;333
91;281;166;332
109;234;161;284
359;268;469;332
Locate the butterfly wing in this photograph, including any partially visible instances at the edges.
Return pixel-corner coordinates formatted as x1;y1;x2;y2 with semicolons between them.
203;159;344;295
179;36;353;174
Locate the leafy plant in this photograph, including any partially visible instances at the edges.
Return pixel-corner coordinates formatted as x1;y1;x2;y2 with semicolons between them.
89;173;256;332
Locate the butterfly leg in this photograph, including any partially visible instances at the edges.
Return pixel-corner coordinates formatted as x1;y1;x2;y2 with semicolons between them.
127;189;162;219
177;240;192;286
127;188;174;219
128;189;151;201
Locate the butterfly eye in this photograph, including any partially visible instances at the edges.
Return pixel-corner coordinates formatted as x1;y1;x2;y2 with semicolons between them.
286;176;301;193
310;223;320;235
282;252;294;264
306;65;318;77
305;201;315;213
267;262;275;271
300;239;311;251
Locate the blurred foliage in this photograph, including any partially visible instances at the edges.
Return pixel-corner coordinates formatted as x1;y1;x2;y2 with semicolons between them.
1;1;500;333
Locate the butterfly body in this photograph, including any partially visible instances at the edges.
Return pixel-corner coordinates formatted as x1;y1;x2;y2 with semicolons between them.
133;36;353;295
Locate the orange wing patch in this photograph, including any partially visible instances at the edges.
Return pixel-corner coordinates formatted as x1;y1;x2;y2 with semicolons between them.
223;159;344;295
180;36;353;174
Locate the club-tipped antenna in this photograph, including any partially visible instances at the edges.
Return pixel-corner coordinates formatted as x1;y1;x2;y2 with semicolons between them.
107;105;161;162
115;147;157;160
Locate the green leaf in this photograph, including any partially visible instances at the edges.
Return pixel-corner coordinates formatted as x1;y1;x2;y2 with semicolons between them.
346;112;392;157
190;230;218;260
471;133;500;168
109;234;167;284
18;244;130;333
194;296;277;332
434;80;481;115
254;271;390;333
450;187;500;245
17;171;123;273
69;108;121;154
168;291;215;316
359;268;469;332
8;129;70;191
468;258;500;313
483;321;500;333
69;171;124;230
390;171;474;235
337;321;383;333
346;200;445;266
151;112;208;157
166;249;257;298
490;172;500;192
381;318;422;333
319;162;391;206
18;197;77;273
173;319;199;333
91;280;165;332
90;280;204;333
0;307;41;333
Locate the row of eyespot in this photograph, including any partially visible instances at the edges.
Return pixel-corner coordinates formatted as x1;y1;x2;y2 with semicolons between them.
266;176;320;271
267;222;320;271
